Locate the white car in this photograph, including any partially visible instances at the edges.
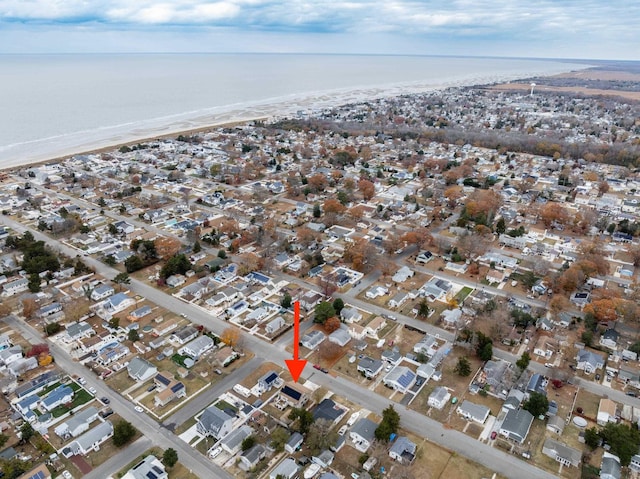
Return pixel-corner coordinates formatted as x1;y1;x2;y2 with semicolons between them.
209;446;222;459
134;405;144;413
62;471;73;479
78;377;86;385
338;425;348;436
88;386;97;395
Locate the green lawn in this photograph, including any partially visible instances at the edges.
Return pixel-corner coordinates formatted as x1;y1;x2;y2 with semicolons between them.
455;286;473;303
51;389;94;418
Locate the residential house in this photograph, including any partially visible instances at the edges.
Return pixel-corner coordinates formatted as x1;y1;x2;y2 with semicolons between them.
221;425;253;455
239;444;266;470
502;389;525;412
485;269;506;285
499;409;534;444
0;333;11;351
413;335;439;358
170;325;198;345
389;436;416;464
392;266;414;283
65;322;95;342
630;453;640;473
366;285;388;299
415;250;433;264
179;335;214;359
328;328;351;347
348;323;367;341
357;357;384;379
165;274;186;288
62;420;114;457
128;305;152;321
91;284;115;301
350;418;378;452
313;398;347;424
526;374;547;396
197;406;234;439
16;464;51;479
576;350;605;374
300;291;323;311
428;387;451;410
364;316;386;337
127;357;158;382
54;406;99;439
542;438;581;468
381;348;402;366
265;316;285;335
312;450;334;468
97;292;136;319
600;329;620;350
457;400;490;424
547;415;565;435
0;345;22;366
569;291;591;309
300;330;325;350
340;307;362;323
285;432;304;454
278;382;311;408
420;277;451;301
383;366;416;394
16;394;39;415
600;452;621;479
153;319;178;337
388;291;409;308
41;385;74;412
440;309;462;328
533;336;557;359
2;277;29;296
269;458;299;479
256;370;280;394
597;399;617;426
122;455;168;479
214;346;238;367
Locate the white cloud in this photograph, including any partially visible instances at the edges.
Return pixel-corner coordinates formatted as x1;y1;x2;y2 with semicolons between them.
0;0;638;58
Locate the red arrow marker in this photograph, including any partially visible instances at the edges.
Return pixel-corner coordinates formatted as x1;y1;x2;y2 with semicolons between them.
285;301;307;382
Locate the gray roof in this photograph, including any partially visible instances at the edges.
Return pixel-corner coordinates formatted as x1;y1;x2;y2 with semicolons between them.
127;357;157;380
198;406;234;436
270;458;299;479
457;400;490;422
501;408;533;443
286;431;304;448
71;420;113;453
389;435;416;458
601;454;621;479
542;438;581;466
59;406;98;434
351;418;377;442
221;424;253;451
358;356;383;374
429;386;449;403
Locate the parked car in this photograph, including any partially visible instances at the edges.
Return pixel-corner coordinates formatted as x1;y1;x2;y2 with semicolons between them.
313;364;322;370
99;408;113;418
88;386;97;395
209;446;222;459
321;367;329;374
491;431;497;440
134;406;144;413
62;471;73;479
214;369;222;375
338;425;348;435
78;377;86;385
100;397;110;405
147;384;157;392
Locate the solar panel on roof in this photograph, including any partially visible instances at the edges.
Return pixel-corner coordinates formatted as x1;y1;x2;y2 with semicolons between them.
282;385;301;400
152;465;163;474
146;472;157;479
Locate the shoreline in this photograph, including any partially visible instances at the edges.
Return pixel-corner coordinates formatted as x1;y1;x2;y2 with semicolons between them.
0;63;588;172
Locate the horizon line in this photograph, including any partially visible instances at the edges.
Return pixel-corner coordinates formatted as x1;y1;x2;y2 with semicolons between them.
0;51;635;63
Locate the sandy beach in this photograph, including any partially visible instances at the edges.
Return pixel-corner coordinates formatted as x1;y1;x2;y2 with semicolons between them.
0;67;584;172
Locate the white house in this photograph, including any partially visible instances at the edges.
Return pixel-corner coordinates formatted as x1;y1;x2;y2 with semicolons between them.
2;277;29;296
197;406;234;439
62;420;114;457
0;345;22;366
576;350;604;374
349;418;378;452
597;398;617;426
122;455;168;479
457;400;490;424
427;386;451;410
383;366;416;394
91;284;115;301
127;357;158;382
179;335;214;359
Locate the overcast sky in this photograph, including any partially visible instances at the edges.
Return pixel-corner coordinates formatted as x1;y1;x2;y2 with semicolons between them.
1;0;638;60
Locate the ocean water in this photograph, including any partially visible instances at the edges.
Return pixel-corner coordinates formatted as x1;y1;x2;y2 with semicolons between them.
0;54;583;166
